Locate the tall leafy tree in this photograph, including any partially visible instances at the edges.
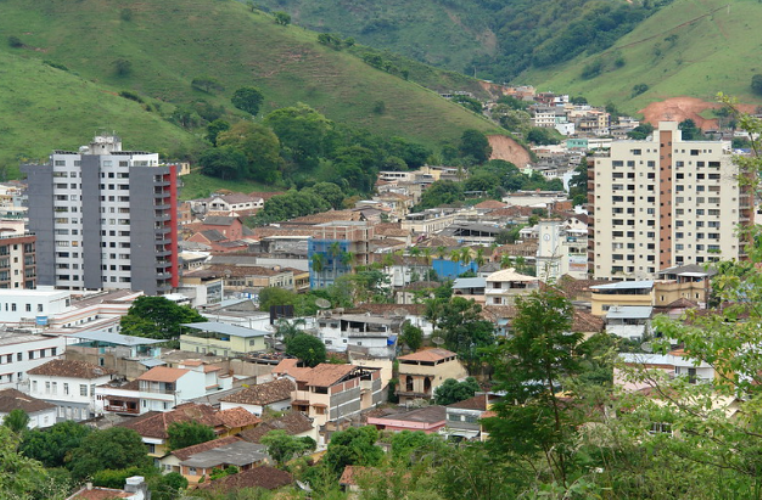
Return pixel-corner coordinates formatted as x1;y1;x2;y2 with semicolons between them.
322;426;384;475
68;427;152;480
458;129;492;164
260;430;316;466
20;420;92;468
119;296;206;340
285;333;326;367
216;121;284;184
2;409;29;434
483;290;582;486
231;86;264;115
264;103;333;168
434;377;480;406
436;297;495;374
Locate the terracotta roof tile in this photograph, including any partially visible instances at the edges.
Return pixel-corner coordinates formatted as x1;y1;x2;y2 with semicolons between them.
220;379;294;406
136;366;189;383
217;407;262;429
172;436;242;461
238;411;314;444
301;364;357;387
0;388;55;414
70;488;131;499
200;466;292;491
27;359;115;379
398;348;457;362
339;466;375;486
447;394;494;411
121;404;221;440
572;310;605;333
473;200;507;209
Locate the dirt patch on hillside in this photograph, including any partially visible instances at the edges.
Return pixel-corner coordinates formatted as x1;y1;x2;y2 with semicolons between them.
488;135;531;168
639;97;757;130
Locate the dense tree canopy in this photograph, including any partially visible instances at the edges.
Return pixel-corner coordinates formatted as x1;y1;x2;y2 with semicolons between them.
285;333;327;367
434;377;480;405
231;86;264;115
68;427;152;480
260;430;316;466
216;121;284;184
167;421;216;451
20;420;92;468
119;296;206;340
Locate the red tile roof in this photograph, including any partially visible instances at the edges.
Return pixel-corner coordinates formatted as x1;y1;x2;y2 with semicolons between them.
0;388;56;414
301;364;357;387
398;348;457;362
172;436;242;461
27;359;114;379
121;403;221;440
220;379;294;406
199;466;292;491
238;411;314;444
217;407;261;429
136;366;189;383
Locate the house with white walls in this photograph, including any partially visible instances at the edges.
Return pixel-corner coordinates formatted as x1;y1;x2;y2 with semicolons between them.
27;359;115;421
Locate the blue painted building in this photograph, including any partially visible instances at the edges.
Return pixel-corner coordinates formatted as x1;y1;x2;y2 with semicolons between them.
308;239;351;289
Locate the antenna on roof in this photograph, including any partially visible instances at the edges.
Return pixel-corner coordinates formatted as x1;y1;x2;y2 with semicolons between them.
432;336;445;346
640;342;653;353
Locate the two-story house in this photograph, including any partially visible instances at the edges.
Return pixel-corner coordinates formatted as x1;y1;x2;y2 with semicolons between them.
317;313;401;358
219;378;294;416
27;359;114;421
283;363;383;428
484;268;539;306
396;349;468;405
443;394;501;441
180;321;268;356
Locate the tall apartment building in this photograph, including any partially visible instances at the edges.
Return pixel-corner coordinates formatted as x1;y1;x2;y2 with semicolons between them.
0;233;36;289
589;122;751;281
22;135;178;295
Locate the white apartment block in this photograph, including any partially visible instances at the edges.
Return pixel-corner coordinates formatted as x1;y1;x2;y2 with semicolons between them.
0;332;66;391
590;122;750;281
22;135;179;295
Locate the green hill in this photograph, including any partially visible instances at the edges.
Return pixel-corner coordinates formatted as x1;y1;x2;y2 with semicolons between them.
0;0;501;178
250;0;665;82
517;0;762;113
0;51;200;178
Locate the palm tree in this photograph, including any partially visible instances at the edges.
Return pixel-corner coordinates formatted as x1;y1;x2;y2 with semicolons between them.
475;248;485;268
409;247;421;283
328;242;343;284
460;248;472;272
311;253;326;288
341;251;357;274
2;409;29;434
500;253;513;270
275;318;306;346
436;246;447;260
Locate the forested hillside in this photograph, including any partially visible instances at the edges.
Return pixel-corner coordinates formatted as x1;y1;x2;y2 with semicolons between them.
0;0;502;177
252;0;672;81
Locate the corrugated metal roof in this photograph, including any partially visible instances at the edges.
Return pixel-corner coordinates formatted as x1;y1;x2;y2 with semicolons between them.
606;306;653;319
591;280;654;290
453;277;487;289
69;331;165;346
182;321;269;338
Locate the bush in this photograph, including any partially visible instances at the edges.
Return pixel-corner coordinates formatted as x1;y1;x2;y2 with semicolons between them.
113;58;132;76
631;83;649;97
43;60;69;71
580;59;603;80
752;74;762;96
119;90;144;103
8;36;22;48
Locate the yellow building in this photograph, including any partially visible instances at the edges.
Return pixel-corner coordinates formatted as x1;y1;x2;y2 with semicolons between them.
590;280;654;316
180;321;268;356
396;348;468;404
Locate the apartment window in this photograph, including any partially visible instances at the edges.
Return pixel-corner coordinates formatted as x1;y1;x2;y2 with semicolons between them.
16;353;21;362
64;383;69;395
45;381;51;394
80;384;88;397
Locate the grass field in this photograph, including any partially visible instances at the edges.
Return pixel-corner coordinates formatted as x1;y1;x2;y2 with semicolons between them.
518;0;762;114
178;172;279;201
0;51;200;178
0;0;502;172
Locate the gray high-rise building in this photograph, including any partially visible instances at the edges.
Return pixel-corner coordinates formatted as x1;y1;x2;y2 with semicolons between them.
22;135;179;295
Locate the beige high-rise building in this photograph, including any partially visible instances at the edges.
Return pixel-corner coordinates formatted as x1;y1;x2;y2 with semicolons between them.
589;122;752;281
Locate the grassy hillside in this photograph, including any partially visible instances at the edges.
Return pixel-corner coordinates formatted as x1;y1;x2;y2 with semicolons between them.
0;51;200;178
518;0;762;113
0;0;501;162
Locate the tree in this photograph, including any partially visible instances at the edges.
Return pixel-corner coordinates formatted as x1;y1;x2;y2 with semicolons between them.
68;427;152;480
322;426;384;475
458;129;492;164
437;297;495;374
273;11;291;25
0;426;63;500
434;377;480;405
306;182;344;210
526;127;560;145
167;421;216;451
119;296;206;340
2;409;29;434
198;146;247;180
191;75;225;94
285;334;326;367
205;119;230;146
752;74;762;95
483;290;583;486
452;95;483;114
678;118;702;140
414;180;464;210
627;122;654;140
264;104;333;168
253;189;331;224
113;58;132;76
400;322;423;352
260;430;316;466
274;318;306;345
231;86;265;116
8;36;23;48
20;420;92;468
149;472;188;500
216;121;284;184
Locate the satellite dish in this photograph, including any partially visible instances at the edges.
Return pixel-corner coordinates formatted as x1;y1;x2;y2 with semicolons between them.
432;336;445;346
315;298;331;309
640;342;653;353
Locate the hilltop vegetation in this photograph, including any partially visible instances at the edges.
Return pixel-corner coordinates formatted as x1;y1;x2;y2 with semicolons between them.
252;0;671;81
0;0;502;178
519;0;762;113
